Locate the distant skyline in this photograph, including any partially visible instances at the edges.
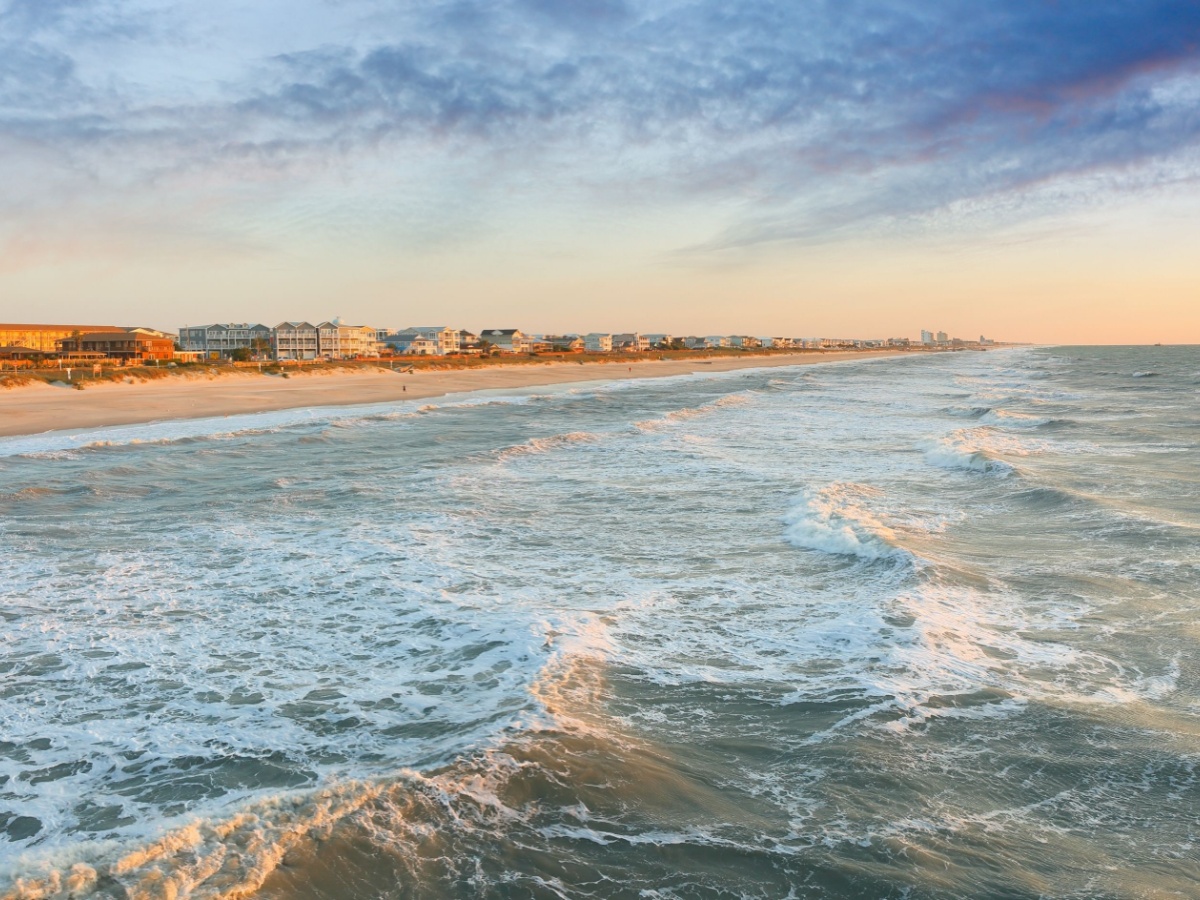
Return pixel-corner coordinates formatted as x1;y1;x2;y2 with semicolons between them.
2;1;1199;343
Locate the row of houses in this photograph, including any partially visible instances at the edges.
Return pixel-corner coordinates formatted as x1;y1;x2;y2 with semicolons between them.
363;329;895;357
3;321;957;365
178;322;381;360
178;323;531;359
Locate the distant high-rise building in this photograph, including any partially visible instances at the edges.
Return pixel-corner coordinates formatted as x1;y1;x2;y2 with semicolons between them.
936;330;948;343
920;329;934;345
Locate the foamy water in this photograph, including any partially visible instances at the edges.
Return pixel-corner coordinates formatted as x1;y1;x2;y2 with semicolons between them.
2;348;1198;898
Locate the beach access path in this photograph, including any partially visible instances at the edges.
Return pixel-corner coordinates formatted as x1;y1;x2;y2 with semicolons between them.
0;351;905;439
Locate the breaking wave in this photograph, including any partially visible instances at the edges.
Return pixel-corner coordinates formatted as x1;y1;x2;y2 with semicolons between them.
494;431;602;462
633;392;754;431
920;427;1041;474
783;484;914;563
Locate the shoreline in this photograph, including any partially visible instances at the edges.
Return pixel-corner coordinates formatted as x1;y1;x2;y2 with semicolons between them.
0;351;910;440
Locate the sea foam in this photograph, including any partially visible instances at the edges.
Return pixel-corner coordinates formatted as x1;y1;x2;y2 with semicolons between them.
783;484;912;563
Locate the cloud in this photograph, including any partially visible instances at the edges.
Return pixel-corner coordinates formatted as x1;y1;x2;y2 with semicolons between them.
2;0;1199;256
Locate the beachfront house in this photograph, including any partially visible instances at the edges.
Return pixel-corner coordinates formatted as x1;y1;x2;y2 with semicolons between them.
317;321;380;358
584;333;613;352
272;322;319;360
56;328;175;361
683;336;728;350
612;333;650;352
341;323;382;357
179;323;271;358
644;334;673;349
730;336;762;349
455;331;485;354
479;329;530;353
381;331;439;355
409;327;461;355
541;335;584;351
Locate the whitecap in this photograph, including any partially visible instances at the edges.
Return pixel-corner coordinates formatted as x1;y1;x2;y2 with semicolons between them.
782;484;913;563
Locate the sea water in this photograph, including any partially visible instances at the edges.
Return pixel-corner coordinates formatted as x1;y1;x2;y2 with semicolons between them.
1;347;1197;898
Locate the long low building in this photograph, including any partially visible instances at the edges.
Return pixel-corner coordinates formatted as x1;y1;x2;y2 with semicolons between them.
0;323;129;354
57;328;175;361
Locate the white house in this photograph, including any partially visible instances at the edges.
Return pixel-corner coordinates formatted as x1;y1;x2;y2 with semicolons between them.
584;333;613;352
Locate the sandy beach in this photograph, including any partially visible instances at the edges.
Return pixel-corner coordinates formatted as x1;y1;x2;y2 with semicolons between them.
0;351;905;439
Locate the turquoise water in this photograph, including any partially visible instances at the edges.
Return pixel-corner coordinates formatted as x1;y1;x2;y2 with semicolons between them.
1;347;1197;898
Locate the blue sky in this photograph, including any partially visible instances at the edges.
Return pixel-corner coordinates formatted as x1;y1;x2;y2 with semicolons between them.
2;0;1199;340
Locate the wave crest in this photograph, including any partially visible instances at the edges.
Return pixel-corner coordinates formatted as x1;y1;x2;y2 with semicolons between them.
494;432;601;462
979;409;1052;428
634;393;753;431
921;427;1039;474
783;484;912;562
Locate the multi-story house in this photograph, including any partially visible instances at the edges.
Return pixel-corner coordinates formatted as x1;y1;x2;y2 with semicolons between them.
340;323;381;357
612;333;650;352
272;322;319;360
479;329;530;353
729;336;762;349
381;331;439;355
56;328;174;361
316;322;380;358
178;323;272;358
584;333;613;352
541;335;584;351
402;326;461;355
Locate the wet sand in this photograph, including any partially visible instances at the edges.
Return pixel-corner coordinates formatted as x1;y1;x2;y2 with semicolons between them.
0;352;904;438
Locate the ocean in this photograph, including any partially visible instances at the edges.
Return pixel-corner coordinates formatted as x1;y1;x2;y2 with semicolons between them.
1;346;1197;898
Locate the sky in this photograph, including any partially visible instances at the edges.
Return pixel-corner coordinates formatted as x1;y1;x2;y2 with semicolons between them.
1;0;1198;343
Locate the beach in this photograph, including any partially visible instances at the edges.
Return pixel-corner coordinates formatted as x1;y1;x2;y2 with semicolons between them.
0;351;901;438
